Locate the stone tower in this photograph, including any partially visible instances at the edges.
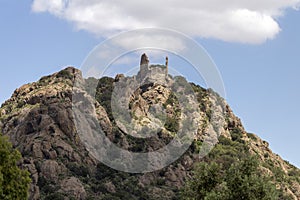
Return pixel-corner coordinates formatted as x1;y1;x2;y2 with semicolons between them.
165;56;168;76
139;53;168;82
140;53;149;79
140;53;149;66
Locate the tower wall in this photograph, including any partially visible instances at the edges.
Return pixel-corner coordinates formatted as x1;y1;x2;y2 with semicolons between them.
140;53;149;79
165;56;168;76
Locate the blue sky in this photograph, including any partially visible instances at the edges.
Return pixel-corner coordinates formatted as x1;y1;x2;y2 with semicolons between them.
0;1;299;167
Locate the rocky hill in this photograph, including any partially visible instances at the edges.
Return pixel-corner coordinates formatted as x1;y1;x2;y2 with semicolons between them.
0;67;299;199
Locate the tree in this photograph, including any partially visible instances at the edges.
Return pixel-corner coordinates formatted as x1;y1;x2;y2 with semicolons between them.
181;156;280;200
0;134;31;200
225;157;279;200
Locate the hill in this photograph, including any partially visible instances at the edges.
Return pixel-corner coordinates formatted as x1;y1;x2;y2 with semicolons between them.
0;66;299;199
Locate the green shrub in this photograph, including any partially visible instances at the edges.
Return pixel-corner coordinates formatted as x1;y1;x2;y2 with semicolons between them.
165;117;179;133
44;192;65;200
230;127;244;143
247;133;258;141
56;70;73;80
0;134;31;200
181;156;280;200
95;77;114;120
67;163;90;177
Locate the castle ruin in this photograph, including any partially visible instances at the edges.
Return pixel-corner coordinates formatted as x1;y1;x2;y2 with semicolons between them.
138;53;169;83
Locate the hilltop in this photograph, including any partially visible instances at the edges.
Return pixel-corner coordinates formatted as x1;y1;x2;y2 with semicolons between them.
0;64;299;199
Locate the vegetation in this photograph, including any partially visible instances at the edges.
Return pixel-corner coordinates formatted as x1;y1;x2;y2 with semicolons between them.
92;75;298;200
181;132;295;200
181;156;280;200
247;133;258;141
163;92;181;133
191;83;209;113
56;69;74;80
184;141;275;199
1;68;299;199
95;77;114;120
0;134;31;200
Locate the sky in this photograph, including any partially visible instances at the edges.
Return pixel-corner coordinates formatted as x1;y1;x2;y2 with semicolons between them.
0;0;299;167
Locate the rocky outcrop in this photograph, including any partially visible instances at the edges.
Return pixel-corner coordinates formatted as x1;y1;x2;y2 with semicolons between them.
60;177;86;199
0;66;299;199
0;67;96;199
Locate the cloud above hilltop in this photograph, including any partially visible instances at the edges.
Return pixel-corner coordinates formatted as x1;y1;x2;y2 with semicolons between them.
32;0;300;44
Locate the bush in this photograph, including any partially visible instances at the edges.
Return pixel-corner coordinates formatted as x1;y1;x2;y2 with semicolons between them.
165;117;179;133
247;133;258;141
230;127;244;143
95;77;114;120
181;156;280;200
67;163;90;177
44;192;65;200
0;134;31;200
56;70;73;80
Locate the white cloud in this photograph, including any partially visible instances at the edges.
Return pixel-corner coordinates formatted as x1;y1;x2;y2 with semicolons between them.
112;32;187;52
32;0;66;15
32;0;300;44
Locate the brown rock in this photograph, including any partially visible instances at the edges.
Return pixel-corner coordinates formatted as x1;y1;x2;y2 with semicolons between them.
60;177;86;200
104;181;116;193
32;142;43;158
40;160;63;182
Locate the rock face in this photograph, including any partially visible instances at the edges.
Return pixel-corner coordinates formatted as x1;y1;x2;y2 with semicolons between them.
0;68;96;199
60;177;86;199
0;66;299;199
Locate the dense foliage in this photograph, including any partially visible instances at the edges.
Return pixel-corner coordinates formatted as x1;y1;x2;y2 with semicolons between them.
95;77;115;120
181;157;280;200
181;135;292;200
0;134;31;200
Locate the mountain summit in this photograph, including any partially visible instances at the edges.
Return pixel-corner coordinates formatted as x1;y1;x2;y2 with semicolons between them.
0;57;299;199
